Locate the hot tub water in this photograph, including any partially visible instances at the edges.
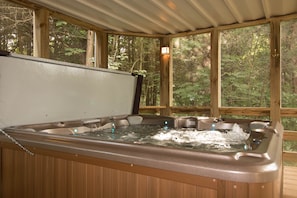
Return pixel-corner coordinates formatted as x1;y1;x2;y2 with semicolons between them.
78;123;250;152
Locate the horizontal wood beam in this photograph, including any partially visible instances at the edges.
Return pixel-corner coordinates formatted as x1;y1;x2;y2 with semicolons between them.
171;106;211;115
139;106;166;114
140;106;297;118
283;152;297;164
219;107;270;116
281;108;297;117
284;131;297;141
140;106;167;110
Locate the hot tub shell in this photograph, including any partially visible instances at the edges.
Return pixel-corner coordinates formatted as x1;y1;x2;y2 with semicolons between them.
0;115;283;198
1;115;282;183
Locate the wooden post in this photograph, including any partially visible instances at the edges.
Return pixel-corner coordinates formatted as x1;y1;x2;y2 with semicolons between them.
95;31;108;68
270;19;281;125
160;37;172;116
86;30;95;66
210;29;221;117
33;8;49;58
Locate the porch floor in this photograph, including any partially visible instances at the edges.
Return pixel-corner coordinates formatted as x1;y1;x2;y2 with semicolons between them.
283;166;297;198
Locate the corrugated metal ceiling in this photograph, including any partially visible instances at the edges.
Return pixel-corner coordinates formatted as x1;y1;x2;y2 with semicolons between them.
28;0;297;35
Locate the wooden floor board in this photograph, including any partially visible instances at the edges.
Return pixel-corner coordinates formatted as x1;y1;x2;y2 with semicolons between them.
283;166;297;198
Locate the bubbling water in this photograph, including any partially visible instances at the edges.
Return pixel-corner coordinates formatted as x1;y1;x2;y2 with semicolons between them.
79;123;250;152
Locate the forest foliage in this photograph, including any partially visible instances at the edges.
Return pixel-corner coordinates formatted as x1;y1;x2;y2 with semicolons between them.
108;35;160;106
172;34;211;107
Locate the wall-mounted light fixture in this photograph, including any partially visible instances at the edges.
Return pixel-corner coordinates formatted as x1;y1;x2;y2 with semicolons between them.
161;46;170;55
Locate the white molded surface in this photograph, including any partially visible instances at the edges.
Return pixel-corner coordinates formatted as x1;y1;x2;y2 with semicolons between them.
0;54;136;128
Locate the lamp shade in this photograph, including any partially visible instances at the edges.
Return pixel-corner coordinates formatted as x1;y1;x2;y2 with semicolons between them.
161;46;169;55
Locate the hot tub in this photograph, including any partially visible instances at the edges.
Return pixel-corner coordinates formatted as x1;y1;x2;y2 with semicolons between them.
1;115;283;198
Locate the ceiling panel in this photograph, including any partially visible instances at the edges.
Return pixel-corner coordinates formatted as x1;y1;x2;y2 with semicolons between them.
27;0;297;35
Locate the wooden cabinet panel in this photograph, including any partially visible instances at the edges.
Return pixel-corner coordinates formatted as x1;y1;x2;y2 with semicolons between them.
54;158;68;198
249;183;273;198
146;176;160;198
0;147;279;198
225;181;248;198
196;186;217;198
159;179;184;198
86;165;103;198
